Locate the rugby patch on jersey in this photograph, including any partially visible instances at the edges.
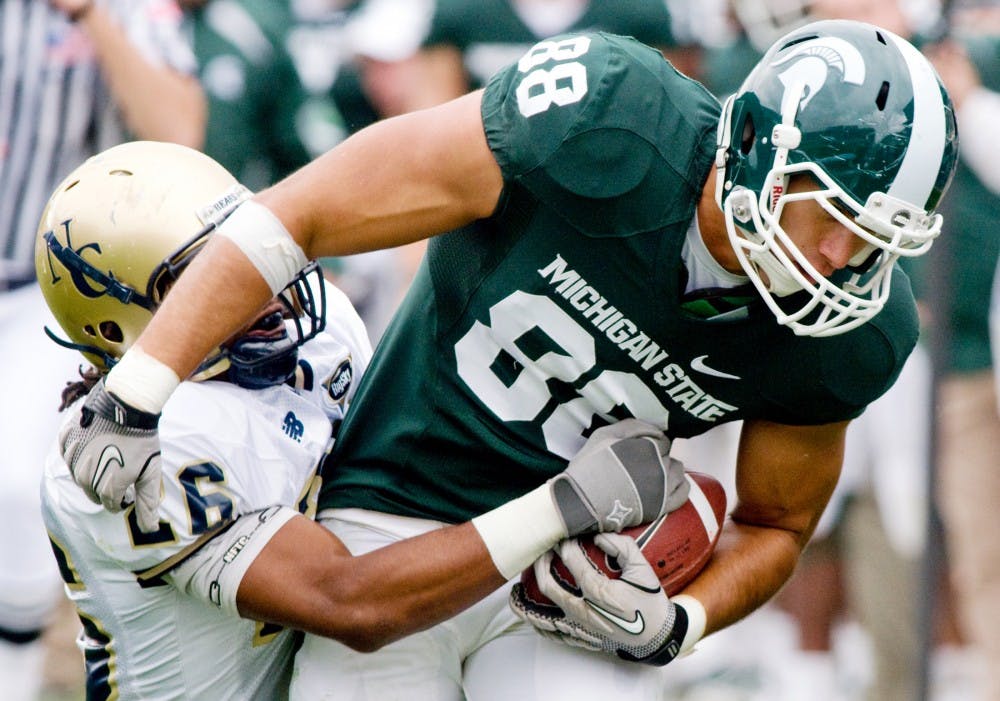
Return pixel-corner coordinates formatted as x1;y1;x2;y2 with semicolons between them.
323;358;354;406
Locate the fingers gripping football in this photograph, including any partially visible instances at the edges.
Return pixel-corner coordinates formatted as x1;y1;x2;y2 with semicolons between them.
59;378;163;532
511;534;689;665
549;419;689;536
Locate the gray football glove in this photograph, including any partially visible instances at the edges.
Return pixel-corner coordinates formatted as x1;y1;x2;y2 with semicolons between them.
510;533;689;666
59;378;163;533
549;419;688;536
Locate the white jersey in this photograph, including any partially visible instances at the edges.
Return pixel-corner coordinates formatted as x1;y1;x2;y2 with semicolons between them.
41;291;371;700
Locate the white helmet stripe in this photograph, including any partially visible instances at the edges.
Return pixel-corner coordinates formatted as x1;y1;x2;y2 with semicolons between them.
886;30;947;210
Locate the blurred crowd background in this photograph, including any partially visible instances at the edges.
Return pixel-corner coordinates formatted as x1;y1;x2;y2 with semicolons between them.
2;1;998;700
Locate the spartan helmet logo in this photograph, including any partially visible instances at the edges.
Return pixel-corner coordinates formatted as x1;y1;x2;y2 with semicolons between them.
771;37;867;115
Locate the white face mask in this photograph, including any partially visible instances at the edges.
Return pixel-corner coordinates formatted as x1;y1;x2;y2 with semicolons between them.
720;163;940;337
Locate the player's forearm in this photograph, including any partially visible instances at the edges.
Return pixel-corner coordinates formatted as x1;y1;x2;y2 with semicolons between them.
238;486;567;652
321;523;509;651
78;5;206;147
110;92;501;407
682;420;844;635
681;517;803;636
239;521;508;652
308;486;568;650
128;236;272;389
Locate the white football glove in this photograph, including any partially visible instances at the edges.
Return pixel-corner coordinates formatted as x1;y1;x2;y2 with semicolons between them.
510;533;691;666
59;378;163;533
549;419;689;536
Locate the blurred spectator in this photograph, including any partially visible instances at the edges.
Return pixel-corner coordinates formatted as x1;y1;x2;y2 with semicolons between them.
0;2;204;700
925;22;1000;701
399;0;703;111
180;0;316;190
993;257;1000;414
285;0;432;135
283;0;435;340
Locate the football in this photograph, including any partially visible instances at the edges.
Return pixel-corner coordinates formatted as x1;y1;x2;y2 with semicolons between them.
519;471;727;609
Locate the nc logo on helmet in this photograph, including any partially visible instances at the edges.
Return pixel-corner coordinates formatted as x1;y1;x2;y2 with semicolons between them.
771;37;866;114
44;220;108;299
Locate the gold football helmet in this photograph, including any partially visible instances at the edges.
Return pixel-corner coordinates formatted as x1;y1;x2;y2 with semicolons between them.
35;141;325;386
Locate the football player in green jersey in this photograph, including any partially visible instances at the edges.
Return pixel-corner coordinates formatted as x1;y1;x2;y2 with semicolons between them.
58;19;958;699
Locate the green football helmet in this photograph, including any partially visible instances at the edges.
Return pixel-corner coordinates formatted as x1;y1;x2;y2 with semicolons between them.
715;19;959;337
35;141;326;386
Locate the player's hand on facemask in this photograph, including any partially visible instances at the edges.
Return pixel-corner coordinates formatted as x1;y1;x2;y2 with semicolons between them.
60;378;163;533
548;419;688;536
510;534;689;666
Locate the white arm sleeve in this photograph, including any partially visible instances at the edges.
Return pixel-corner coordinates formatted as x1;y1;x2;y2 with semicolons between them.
166;506;299;616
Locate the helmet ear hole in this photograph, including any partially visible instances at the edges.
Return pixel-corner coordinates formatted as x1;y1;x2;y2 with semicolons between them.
876;81;890;111
83;324;97;338
740;115;756;155
98;321;124;343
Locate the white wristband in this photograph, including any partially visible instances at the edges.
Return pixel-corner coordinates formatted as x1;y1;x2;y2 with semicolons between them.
106;347;181;414
672;594;707;655
472;484;567;580
217;200;309;295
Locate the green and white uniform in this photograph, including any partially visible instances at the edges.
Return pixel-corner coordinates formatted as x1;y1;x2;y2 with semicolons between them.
292;33;918;701
322;33;917;524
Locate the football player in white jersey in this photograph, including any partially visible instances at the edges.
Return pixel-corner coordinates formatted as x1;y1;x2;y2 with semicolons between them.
36;141;687;700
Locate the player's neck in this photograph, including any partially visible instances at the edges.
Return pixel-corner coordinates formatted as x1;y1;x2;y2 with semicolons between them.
696;172;743;275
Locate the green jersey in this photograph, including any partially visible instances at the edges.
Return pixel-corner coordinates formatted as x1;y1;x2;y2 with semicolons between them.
321;33;918;523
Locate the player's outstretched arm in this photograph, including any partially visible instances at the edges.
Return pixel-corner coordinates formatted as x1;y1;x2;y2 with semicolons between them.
199;420;685;651
235;518;507;652
59;91;504;523
132;88;502;388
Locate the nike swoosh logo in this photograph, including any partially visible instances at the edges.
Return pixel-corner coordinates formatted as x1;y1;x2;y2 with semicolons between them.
585;600;645;635
95;445;125;486
690;355;741;380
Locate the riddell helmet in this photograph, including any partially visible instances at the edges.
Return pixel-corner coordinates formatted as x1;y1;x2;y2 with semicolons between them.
35;141;326;387
715;19;959;337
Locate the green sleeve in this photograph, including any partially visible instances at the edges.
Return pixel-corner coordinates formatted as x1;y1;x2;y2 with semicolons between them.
481;32;719;237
